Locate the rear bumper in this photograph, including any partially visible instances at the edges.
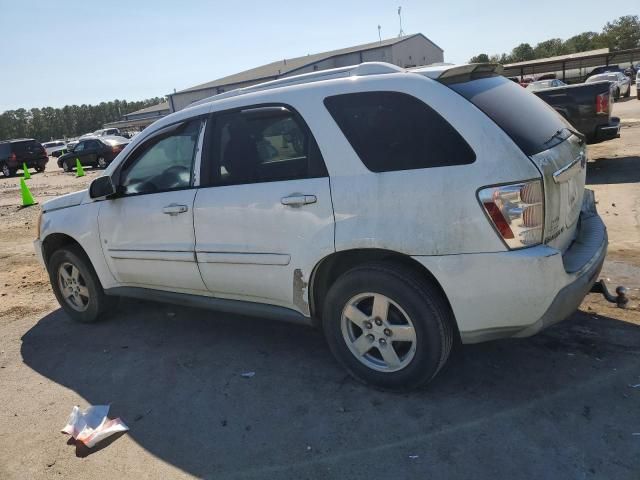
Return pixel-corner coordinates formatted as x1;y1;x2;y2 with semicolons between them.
594;116;621;142
8;157;48;169
414;191;607;344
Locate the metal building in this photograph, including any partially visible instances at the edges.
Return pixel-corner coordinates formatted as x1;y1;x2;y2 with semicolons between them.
168;33;444;112
103;101;170;132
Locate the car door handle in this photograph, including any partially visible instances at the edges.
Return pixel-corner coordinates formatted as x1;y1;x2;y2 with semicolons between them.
162;204;189;215
281;195;317;206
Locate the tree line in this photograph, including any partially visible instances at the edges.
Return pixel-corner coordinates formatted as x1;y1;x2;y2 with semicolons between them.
0;97;165;142
469;15;640;64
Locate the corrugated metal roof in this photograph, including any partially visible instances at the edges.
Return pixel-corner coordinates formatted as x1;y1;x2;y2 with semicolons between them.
125;101;170;116
176;34;438;94
504;48;610;68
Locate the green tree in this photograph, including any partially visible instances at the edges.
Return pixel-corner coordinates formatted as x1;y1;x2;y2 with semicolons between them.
563;31;601;53
510;43;535;62
533;38;566;58
601;15;640;50
469;53;490;63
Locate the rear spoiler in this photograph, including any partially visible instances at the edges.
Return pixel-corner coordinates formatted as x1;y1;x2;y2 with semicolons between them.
411;63;504;84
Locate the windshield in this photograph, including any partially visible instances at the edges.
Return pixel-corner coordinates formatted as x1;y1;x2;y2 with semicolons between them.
448;74;571;156
527;80;554;91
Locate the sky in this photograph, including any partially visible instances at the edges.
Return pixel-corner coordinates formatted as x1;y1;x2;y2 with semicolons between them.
0;0;632;112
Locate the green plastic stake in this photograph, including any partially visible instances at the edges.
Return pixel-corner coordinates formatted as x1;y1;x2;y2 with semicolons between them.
20;177;36;207
22;163;31;179
75;158;85;177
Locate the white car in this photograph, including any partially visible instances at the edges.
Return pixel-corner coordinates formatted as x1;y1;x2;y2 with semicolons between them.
636;70;640;100
41;140;67;157
586;72;631;100
34;62;607;390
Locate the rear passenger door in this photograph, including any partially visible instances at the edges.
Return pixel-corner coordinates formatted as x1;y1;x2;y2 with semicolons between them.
83;140;101;165
193;105;334;314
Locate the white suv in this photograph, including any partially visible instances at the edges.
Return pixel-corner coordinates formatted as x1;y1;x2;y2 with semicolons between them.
35;63;607;390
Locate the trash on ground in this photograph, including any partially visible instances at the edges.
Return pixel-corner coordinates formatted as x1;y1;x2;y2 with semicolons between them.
61;405;128;448
240;371;256;378
409;455;419;459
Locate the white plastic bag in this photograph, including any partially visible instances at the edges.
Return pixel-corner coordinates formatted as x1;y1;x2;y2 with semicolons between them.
62;405;128;448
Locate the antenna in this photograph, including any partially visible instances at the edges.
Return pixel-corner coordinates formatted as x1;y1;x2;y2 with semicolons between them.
397;6;405;37
378;25;382;43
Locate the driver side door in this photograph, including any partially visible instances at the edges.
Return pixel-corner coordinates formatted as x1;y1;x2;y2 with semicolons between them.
97;118;208;293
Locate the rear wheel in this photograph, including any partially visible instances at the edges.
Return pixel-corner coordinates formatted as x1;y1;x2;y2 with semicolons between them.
2;163;16;177
322;262;454;391
48;245;116;323
62;160;73;172
614;88;620;100
97;156;107;168
35;163;46;173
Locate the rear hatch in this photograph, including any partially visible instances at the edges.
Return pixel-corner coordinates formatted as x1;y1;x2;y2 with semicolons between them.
12;140;46;161
424;65;586;253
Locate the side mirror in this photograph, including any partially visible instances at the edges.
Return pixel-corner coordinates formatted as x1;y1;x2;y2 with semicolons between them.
89;176;116;199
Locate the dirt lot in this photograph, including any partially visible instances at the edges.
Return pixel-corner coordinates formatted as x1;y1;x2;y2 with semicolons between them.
1;95;639;479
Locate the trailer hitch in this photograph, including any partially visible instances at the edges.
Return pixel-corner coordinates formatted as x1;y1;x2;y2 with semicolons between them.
590;279;629;308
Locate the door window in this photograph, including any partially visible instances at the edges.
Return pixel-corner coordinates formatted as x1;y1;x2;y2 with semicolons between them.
209;106;327;186
119;120;202;195
74;142;85;152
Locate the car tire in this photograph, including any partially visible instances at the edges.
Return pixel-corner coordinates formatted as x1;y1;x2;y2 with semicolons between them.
1;163;15;177
614;88;620;100
48;245;117;323
35;163;46;173
97;156;107;169
322;262;454;391
62;160;72;172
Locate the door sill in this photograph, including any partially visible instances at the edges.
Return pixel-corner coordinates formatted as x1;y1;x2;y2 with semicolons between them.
104;286;315;327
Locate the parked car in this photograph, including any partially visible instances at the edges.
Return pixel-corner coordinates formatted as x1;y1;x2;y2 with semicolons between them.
0;138;48;177
526;79;567;91
42;140;68;157
57;136;129;171
637;70;640;100
35;62;607;390
533;80;620;143
585;72;631;99
585;65;624;80
92;128;121;137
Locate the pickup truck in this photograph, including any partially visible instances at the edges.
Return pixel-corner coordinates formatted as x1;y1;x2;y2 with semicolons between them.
532;81;620;144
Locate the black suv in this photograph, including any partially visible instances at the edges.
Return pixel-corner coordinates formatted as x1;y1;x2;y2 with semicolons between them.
57;136;129;171
0;139;48;177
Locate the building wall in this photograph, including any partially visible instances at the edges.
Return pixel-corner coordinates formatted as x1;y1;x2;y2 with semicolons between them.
391;35;443;68
169;37;444;112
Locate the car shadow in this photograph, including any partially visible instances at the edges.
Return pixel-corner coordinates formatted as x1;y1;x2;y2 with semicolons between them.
20;299;640;478
587;156;640;185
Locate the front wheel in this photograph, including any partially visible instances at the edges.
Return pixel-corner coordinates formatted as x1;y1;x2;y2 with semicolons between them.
62;160;72;172
323;262;454;391
35;163;46;173
96;156;107;168
48;245;116;323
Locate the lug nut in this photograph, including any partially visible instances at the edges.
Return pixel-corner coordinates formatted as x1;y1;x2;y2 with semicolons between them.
366;334;375;342
384;328;392;337
379;338;387;346
364;321;373;329
374;318;383;326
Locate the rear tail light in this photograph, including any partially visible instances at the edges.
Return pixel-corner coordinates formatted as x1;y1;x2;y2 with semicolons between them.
595;92;609;115
478;180;544;249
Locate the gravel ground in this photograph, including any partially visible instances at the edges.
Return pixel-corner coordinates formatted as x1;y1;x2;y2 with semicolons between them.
0;93;639;479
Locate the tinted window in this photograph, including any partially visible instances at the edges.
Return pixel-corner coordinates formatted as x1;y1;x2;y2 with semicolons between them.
120;120;202;195
448;75;571;156
12;140;40;153
209;106;327;186
324;92;475;173
74;142;85;152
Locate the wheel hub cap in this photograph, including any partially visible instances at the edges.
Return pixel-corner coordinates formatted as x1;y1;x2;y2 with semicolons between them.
57;262;90;312
340;292;417;372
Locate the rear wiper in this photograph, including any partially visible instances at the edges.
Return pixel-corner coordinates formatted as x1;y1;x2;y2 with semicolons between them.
543;128;565;146
543;127;585;146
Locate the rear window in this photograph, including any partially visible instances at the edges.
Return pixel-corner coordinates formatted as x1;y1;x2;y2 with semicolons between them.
12;140;41;153
448;75;571;156
324;91;475;173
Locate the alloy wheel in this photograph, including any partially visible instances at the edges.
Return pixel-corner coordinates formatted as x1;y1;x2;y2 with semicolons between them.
57;262;90;312
340;292;417;372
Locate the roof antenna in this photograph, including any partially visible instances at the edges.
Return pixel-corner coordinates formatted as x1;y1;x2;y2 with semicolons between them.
397;6;405;37
378;25;382;43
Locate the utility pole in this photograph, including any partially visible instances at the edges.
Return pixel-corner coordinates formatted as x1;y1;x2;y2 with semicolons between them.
378;25;382;43
397;6;405;37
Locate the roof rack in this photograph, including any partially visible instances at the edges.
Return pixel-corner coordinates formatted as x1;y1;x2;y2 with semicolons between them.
189;62;405;108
